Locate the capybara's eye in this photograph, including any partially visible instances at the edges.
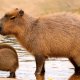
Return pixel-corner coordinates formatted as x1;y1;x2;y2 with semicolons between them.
4;14;9;18
10;16;16;20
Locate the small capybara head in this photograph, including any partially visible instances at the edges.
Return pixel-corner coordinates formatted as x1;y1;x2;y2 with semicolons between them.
0;8;25;35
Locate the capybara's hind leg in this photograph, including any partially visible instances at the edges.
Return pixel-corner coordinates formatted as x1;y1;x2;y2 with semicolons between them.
8;72;16;78
69;58;80;75
35;54;45;75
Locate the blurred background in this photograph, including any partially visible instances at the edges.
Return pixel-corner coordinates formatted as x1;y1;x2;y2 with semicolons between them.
0;0;80;80
0;0;80;17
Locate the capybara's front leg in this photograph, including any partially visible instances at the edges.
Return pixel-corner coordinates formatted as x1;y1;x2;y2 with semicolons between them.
35;54;45;75
8;72;16;78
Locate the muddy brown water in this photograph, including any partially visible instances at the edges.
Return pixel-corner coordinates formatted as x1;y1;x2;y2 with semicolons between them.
0;36;76;80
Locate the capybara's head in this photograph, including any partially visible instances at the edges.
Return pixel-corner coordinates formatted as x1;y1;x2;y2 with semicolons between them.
0;8;25;36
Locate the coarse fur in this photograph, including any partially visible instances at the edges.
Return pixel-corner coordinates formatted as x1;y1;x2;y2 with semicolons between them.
0;8;80;75
0;44;18;78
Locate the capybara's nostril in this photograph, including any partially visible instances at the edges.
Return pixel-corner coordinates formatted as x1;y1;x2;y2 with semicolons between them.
0;26;2;32
0;23;2;32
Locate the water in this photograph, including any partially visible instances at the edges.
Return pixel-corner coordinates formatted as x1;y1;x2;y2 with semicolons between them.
0;36;75;80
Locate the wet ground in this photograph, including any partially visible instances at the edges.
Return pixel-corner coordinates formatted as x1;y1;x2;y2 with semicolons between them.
0;36;76;80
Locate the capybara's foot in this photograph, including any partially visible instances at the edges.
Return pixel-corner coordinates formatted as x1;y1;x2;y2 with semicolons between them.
8;72;16;78
35;66;45;76
35;72;45;76
75;67;80;75
35;70;41;75
69;58;80;75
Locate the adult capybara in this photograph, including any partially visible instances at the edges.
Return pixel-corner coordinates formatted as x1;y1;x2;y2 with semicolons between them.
0;8;80;75
0;44;18;78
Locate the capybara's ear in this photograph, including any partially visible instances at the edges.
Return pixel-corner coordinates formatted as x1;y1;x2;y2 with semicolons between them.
19;10;24;16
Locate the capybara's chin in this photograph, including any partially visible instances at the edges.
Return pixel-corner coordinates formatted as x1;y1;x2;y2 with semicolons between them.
0;31;12;36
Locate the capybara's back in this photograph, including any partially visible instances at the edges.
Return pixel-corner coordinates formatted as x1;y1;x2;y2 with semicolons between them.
0;44;18;78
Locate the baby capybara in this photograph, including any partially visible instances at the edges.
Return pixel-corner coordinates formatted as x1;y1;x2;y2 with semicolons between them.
0;8;80;75
0;44;18;78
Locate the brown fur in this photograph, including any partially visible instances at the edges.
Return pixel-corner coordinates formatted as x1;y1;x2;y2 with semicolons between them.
1;8;80;74
0;44;18;77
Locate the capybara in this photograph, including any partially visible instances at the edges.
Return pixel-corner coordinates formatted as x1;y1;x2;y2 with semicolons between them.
0;44;18;78
1;8;80;75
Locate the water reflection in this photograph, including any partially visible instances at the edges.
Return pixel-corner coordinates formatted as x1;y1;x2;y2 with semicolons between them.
69;74;80;80
36;74;45;80
35;74;80;80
